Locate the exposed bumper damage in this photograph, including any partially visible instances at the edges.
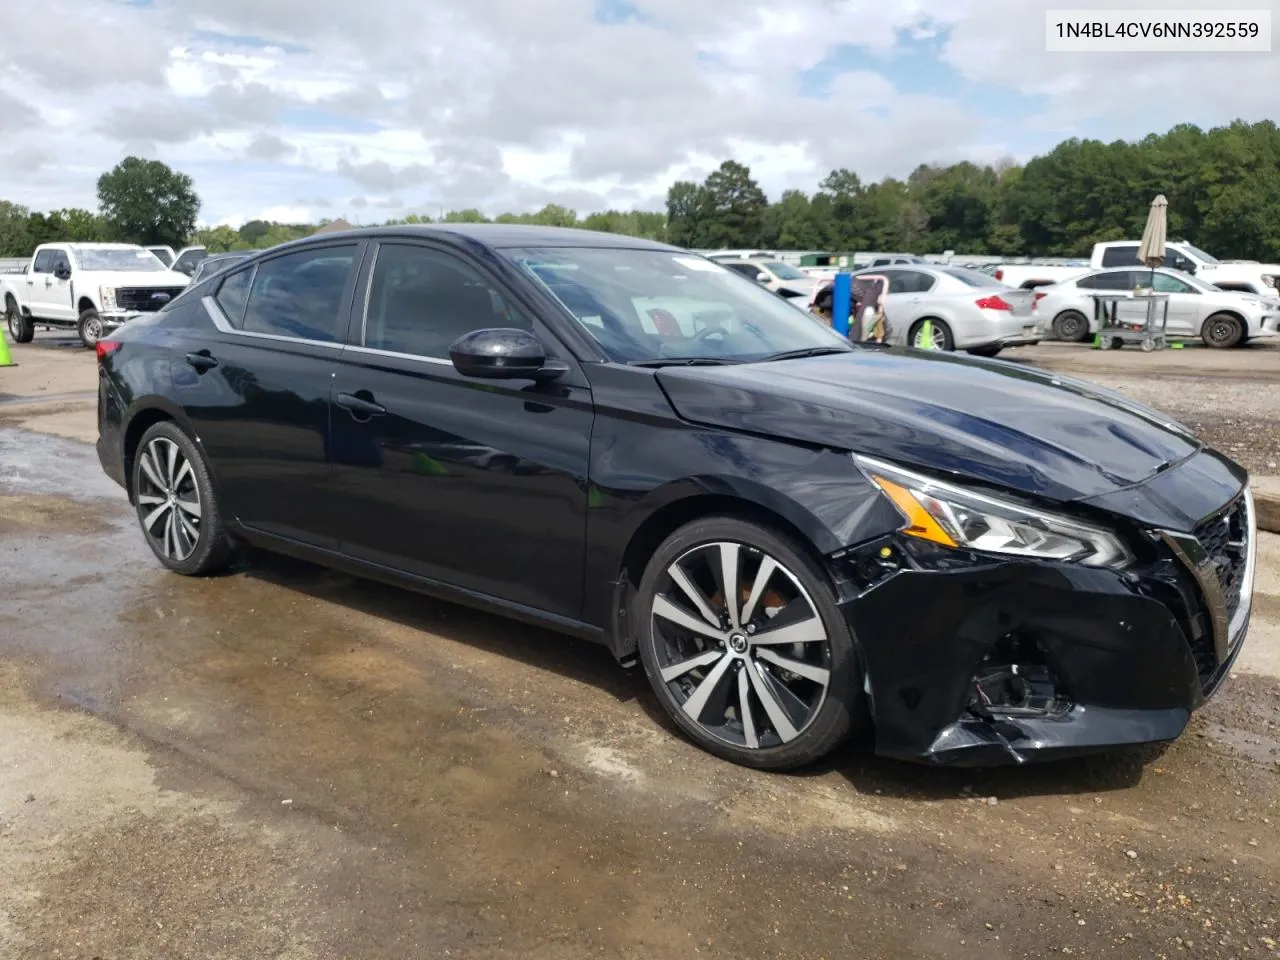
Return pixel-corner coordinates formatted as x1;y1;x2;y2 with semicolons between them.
836;494;1253;766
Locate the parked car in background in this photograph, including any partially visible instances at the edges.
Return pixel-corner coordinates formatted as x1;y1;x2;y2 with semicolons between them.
146;245;209;277
189;251;252;284
95;224;1255;770
1090;241;1280;296
2;243;190;347
1033;267;1280;348
992;261;1089;290
848;264;1040;356
717;258;821;303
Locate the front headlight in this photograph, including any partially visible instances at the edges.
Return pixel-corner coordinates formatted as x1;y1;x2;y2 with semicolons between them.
854;455;1133;569
99;286;117;311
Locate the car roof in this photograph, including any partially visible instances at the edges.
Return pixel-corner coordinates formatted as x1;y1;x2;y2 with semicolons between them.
281;223;683;253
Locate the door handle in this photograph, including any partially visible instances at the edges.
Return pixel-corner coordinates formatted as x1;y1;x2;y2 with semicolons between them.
44;277;53;287
336;392;387;418
185;351;219;372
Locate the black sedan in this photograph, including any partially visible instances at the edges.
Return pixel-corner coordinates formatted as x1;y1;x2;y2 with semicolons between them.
95;225;1257;769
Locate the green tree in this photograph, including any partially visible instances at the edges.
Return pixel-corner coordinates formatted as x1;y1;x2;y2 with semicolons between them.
699;161;768;248
96;156;200;248
0;200;32;257
665;180;709;247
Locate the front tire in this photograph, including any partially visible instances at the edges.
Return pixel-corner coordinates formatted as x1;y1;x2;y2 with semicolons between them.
6;296;33;343
1201;312;1244;349
132;421;234;576
635;517;864;770
78;309;104;349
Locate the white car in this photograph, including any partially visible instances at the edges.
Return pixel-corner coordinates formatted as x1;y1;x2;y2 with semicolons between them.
1033;267;1280;348
848;265;1040;356
716;258;821;303
1;243;190;348
1091;241;1280;296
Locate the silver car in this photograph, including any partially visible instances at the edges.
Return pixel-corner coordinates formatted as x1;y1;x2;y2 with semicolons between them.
1033;267;1280;348
849;265;1040;356
717;258;821;304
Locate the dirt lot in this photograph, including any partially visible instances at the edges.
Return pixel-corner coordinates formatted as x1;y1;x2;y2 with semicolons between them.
2;332;1278;959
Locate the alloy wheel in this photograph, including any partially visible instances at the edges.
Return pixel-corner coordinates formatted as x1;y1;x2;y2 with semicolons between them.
82;316;103;344
136;437;203;562
649;541;831;750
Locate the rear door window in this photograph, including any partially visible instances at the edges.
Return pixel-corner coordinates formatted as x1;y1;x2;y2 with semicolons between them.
1077;271;1134;291
239;245;358;343
214;267;254;327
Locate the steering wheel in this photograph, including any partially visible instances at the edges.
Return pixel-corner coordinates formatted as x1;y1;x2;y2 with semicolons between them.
692;323;730;343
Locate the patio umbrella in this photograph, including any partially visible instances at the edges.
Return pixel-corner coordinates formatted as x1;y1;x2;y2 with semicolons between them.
1137;194;1168;287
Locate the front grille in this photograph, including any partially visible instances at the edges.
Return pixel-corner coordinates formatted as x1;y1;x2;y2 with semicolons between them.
1178;494;1251;688
1194;497;1250;623
115;286;186;312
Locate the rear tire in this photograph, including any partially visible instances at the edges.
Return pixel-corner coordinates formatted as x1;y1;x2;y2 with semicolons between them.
5;296;33;343
635;516;864;770
131;421;234;576
1052;309;1090;343
1201;313;1244;349
909;318;954;352
78;309;104;349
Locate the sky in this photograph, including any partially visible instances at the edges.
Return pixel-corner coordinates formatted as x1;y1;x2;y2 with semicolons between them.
0;0;1276;228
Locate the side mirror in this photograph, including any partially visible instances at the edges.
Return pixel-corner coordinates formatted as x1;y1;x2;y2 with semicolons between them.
54;265;71;280
754;271;770;284
449;328;566;381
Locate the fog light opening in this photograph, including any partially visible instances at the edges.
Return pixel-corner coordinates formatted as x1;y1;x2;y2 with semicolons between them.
968;635;1070;719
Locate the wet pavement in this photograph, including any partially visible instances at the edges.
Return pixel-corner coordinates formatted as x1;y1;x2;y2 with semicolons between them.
2;346;1280;958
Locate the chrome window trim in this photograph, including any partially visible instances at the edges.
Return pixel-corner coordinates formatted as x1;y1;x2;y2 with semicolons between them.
359;242;380;346
200;295;343;350
344;343;453;367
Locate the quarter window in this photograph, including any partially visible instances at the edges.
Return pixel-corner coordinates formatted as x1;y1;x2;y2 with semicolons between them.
364;243;530;358
239;245;358;342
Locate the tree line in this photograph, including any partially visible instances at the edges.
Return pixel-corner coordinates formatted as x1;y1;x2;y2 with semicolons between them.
2;120;1277;261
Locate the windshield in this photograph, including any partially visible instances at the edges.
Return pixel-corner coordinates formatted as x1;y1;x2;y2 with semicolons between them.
1180;243;1219;265
763;261;808;281
941;267;1000;287
73;248;168;271
505;247;849;363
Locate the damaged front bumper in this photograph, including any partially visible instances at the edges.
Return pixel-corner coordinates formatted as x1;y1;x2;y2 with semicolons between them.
837;492;1254;766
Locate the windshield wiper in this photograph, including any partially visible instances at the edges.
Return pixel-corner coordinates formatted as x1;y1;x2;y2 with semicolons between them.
628;357;743;367
755;346;853;363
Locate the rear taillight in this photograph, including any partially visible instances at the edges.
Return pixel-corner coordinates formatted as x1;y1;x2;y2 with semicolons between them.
1032;292;1047;312
975;295;1013;311
994;269;1004;281
96;340;122;362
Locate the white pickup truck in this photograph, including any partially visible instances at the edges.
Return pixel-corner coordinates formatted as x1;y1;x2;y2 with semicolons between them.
994;241;1280;294
2;242;190;348
1091;241;1280;295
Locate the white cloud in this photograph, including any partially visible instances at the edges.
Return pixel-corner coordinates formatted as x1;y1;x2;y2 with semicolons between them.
0;0;1274;225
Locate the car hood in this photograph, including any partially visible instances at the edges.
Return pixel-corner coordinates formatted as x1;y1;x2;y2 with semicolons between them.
96;271;190;287
655;348;1204;503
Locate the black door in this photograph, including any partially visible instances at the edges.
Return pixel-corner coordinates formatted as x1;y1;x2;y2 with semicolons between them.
178;242;363;547
328;240;593;620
